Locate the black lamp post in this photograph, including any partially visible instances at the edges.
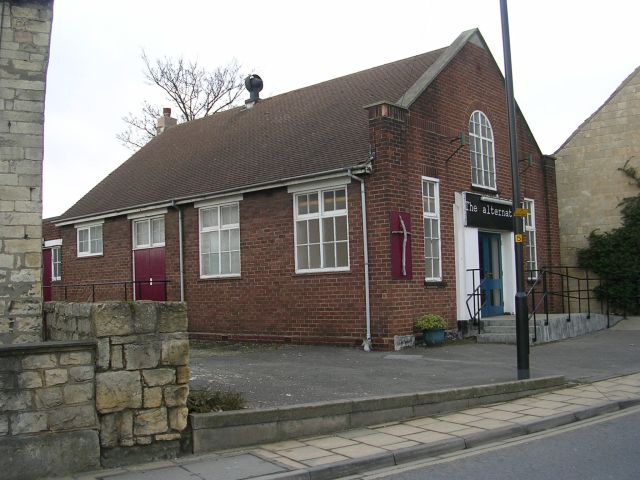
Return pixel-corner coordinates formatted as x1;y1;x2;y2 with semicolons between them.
499;0;530;379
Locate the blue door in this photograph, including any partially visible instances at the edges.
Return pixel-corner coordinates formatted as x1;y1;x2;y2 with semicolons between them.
478;232;504;317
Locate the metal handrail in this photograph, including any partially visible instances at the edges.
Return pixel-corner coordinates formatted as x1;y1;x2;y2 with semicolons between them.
524;266;640;337
525;270;547;343
44;279;170;302
466;268;488;335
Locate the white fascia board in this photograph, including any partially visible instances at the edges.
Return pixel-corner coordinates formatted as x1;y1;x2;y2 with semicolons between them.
43;239;62;247
127;208;168;220
194;193;244;209
56;167;366;226
56;202;174;227
287;174;351;194
74;219;105;229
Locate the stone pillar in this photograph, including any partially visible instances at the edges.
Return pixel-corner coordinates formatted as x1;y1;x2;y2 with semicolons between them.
0;1;54;344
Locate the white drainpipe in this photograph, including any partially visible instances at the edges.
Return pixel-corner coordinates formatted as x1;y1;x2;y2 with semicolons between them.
348;170;372;351
172;201;185;302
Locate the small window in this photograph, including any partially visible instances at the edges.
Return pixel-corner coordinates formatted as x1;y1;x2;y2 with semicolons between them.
51;246;61;281
199;203;241;278
422;177;442;281
294;188;349;272
523;199;538;280
77;224;103;257
133;217;165;249
469;111;496;189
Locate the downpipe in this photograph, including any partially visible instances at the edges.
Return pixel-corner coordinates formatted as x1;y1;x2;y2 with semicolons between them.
171;200;185;302
348;170;372;351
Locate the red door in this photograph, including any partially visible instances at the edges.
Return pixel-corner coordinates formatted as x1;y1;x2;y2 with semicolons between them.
134;247;166;301
43;248;52;301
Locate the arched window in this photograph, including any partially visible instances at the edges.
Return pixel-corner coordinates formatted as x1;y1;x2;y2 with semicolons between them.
469;111;496;189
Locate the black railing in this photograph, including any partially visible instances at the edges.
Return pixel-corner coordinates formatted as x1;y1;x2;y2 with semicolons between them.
44;279;170;303
525;267;640;338
466;268;488;335
467;266;639;341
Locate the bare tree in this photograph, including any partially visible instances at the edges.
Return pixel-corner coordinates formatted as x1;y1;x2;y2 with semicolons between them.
117;52;244;150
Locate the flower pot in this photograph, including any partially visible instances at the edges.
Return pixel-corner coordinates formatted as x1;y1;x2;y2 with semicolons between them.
423;328;445;346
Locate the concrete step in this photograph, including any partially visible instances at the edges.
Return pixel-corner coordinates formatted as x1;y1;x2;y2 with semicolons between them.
482;325;535;334
476;333;535;344
480;319;517;327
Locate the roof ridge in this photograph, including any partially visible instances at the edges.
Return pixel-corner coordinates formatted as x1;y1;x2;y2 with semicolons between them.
555;64;640;154
398;28;481;108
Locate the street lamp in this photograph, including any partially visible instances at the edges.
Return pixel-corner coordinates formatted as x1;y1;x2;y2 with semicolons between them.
499;0;530;379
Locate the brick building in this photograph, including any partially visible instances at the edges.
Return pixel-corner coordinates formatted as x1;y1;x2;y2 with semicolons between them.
555;65;640;268
44;29;560;349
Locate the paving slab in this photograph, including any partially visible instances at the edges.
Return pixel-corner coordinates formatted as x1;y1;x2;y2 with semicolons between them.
68;373;640;480
181;454;285;480
101;466;196;480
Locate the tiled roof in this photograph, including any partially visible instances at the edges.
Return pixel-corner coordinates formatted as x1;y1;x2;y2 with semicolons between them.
59;46;450;221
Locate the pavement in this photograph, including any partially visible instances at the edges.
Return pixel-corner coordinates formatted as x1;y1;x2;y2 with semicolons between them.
57;373;640;480
52;317;640;480
189;317;640;408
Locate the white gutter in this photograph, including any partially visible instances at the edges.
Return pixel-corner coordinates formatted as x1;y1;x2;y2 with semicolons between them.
55;166;369;227
348;170;372;351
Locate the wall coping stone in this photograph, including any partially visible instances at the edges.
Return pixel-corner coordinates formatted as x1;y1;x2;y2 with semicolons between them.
0;340;96;357
190;376;565;430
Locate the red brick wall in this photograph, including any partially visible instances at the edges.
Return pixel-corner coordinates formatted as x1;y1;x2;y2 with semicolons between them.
48;41;560;349
362;42;561;347
42;218;63;241
47;217;133;302
183;186;368;345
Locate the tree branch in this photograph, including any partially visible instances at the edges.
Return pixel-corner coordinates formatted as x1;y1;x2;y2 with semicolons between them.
118;52;244;150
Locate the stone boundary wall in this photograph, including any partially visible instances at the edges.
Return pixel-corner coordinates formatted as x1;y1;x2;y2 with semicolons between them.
0;0;54;345
44;301;190;467
0;341;100;480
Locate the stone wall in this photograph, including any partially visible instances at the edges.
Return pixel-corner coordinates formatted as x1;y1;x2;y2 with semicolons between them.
555;67;640;268
44;301;190;466
0;1;54;344
0;341;100;480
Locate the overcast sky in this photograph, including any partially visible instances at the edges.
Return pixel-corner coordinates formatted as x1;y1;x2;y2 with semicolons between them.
42;0;640;218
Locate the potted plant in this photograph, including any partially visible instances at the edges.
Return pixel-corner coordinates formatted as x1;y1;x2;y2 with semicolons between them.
415;314;447;347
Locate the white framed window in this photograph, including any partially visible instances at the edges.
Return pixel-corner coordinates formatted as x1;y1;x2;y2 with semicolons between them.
77;224;103;257
422;177;442;281
199;203;241;278
294;187;349;273
469;110;496;189
133;216;165;249
51;246;61;281
523;198;538;280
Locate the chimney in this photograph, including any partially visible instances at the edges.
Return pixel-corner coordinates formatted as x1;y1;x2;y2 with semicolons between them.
156;107;177;135
244;74;263;109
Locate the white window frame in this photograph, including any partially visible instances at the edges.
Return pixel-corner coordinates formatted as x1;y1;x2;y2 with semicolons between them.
198;202;241;279
132;216;165;250
422;176;442;281
76;223;103;257
469;110;497;190
293;187;350;274
51;246;61;281
523;198;538;280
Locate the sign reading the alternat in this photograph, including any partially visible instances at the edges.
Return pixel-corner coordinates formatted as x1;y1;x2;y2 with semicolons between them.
465;192;513;231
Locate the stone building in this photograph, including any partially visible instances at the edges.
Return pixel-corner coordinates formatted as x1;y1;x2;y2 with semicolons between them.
45;29;561;349
555;66;640;268
0;0;54;344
